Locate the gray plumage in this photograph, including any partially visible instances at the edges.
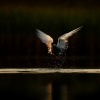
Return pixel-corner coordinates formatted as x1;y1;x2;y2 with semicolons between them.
36;26;82;55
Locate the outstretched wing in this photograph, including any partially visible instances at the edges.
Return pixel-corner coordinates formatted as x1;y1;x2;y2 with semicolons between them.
36;29;53;54
56;26;82;50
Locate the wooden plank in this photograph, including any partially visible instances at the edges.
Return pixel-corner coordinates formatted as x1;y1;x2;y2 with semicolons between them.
0;68;100;74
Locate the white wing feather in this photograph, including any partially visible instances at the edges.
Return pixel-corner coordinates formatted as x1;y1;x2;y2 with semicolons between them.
36;29;53;54
59;26;82;40
57;26;82;50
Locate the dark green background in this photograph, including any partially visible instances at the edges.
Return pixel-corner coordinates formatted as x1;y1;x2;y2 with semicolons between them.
0;1;100;100
0;0;100;68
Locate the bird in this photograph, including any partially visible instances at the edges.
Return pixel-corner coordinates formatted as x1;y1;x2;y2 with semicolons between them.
36;26;82;55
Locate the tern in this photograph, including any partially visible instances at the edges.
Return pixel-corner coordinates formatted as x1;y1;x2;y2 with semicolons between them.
36;26;82;55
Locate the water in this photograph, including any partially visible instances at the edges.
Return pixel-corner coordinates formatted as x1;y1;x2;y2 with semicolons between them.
47;55;66;68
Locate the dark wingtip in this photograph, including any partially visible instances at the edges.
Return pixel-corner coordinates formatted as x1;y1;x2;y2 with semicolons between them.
79;26;83;29
35;28;40;35
76;26;83;31
35;28;38;32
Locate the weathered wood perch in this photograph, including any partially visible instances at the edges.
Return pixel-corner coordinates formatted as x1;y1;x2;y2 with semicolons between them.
0;68;100;74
